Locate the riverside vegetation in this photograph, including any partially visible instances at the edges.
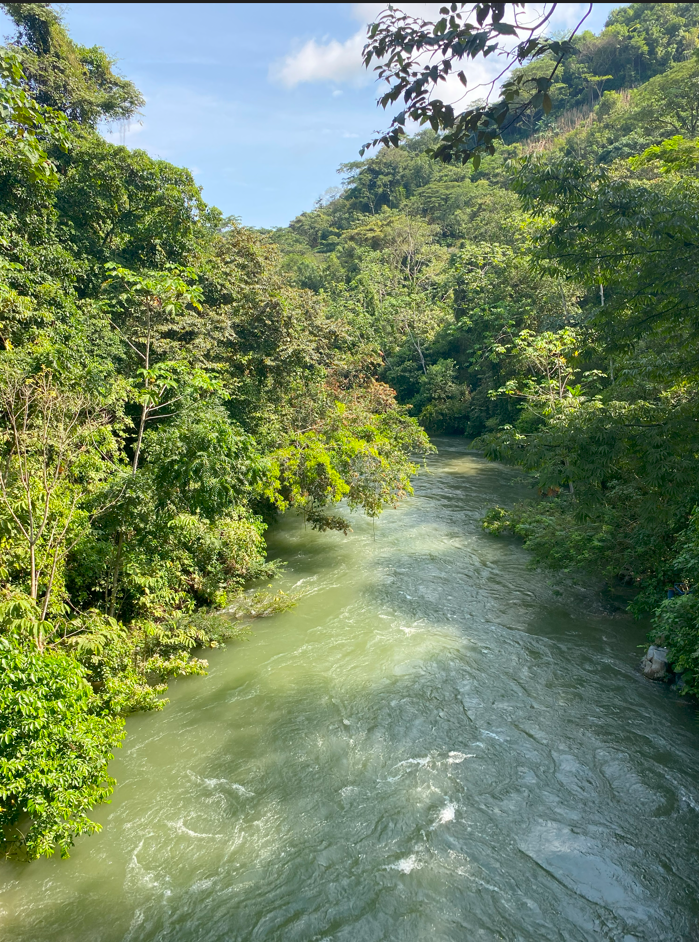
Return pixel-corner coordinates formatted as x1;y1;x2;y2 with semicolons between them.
1;0;699;860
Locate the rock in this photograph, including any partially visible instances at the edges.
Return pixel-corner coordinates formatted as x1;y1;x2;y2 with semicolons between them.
641;645;669;680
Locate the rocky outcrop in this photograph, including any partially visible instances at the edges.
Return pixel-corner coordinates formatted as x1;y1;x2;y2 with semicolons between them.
641;645;669;680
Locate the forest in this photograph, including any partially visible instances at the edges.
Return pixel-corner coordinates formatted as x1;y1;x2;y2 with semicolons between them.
1;0;699;861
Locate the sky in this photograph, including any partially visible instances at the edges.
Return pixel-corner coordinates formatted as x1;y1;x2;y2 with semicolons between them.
0;2;622;228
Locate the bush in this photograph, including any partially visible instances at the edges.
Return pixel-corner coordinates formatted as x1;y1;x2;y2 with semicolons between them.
652;593;699;696
0;637;124;859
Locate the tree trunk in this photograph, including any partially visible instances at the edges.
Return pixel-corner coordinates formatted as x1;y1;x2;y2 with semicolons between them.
109;531;124;618
564;458;575;497
132;399;148;476
30;544;37;600
131;317;151;476
40;550;60;622
408;328;427;375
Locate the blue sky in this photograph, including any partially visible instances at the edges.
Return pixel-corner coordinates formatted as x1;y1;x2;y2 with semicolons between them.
0;3;621;227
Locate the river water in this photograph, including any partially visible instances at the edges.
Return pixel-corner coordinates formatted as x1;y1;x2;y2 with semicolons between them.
2;440;699;941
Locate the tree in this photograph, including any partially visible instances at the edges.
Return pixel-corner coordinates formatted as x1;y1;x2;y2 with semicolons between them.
484;327;602;496
478;127;699;621
273;384;432;531
0;2;446;862
625;56;699;137
493;327;591;417
0;359;122;624
0;45;69;180
362;2;591;165
513;146;699;348
0;631;124;859
1;2;143;127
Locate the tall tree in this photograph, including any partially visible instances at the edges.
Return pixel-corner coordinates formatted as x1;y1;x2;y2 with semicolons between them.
1;2;143;126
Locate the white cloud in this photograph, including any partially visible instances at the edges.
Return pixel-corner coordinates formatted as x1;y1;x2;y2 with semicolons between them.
269;28;369;88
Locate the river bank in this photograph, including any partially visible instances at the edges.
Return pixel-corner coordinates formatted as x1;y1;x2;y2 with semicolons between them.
1;440;698;942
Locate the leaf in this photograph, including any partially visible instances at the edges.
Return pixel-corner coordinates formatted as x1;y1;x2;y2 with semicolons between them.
492;22;517;35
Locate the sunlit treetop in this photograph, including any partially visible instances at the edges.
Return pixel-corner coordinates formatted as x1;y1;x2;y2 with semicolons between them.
1;2;144;127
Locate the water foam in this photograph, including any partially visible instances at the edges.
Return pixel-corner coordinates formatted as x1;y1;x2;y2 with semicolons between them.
447;751;476;764
389;855;422;874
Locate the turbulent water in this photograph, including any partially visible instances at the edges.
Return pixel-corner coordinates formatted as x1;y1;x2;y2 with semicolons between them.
2;440;699;942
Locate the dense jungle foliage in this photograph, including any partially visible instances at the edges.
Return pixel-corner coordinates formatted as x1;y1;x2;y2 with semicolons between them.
272;3;699;701
0;3;431;858
2;0;699;860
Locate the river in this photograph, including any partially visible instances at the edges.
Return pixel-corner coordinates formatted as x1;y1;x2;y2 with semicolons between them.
2;439;698;941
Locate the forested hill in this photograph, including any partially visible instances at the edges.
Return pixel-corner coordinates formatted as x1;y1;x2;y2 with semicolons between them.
271;3;699;697
271;2;699;438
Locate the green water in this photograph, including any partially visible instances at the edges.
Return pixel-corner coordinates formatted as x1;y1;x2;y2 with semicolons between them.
2;440;699;941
